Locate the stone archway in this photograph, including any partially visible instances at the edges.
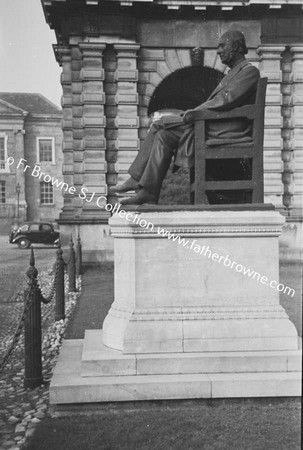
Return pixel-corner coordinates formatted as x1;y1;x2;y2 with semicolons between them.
148;66;224;115
139;47;227;117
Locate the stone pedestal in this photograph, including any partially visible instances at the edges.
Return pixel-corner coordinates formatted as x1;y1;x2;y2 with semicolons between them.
50;207;301;404
103;209;298;354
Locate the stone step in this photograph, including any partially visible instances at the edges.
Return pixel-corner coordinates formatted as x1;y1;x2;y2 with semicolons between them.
50;339;302;405
82;330;301;377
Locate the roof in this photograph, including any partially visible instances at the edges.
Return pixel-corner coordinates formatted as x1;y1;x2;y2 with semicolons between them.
0;99;28;116
42;0;303;10
0;93;61;116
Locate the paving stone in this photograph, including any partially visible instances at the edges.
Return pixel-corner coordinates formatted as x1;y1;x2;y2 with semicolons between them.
14;424;25;434
2;440;16;447
37;404;47;411
7;417;19;425
21;418;31;426
25;428;36;438
21;404;31;410
31;418;41;425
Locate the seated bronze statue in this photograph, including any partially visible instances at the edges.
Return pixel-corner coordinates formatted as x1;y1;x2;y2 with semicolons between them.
110;30;260;205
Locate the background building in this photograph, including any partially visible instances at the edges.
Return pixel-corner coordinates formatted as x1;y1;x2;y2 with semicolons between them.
0;93;63;233
41;0;303;261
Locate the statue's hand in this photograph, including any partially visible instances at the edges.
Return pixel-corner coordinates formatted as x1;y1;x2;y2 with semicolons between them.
182;109;195;124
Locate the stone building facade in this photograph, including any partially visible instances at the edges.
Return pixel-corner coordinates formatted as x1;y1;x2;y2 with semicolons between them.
41;0;303;260
0;93;63;233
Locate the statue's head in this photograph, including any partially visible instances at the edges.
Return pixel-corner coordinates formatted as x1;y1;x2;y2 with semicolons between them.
217;30;248;67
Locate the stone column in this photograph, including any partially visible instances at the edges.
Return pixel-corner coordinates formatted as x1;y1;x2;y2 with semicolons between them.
54;46;74;220
113;44;140;189
290;46;303;215
257;45;285;209
281;48;294;211
67;44;84;219
103;46;118;197
78;43;108;218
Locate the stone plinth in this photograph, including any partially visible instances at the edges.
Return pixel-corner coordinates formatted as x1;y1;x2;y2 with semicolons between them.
103;208;298;354
50;207;301;404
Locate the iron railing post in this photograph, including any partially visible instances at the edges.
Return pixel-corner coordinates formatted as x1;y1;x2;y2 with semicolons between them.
24;248;43;389
55;244;65;321
76;233;82;276
68;236;77;292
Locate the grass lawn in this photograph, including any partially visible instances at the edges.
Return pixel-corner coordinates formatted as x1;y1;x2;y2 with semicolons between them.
27;399;301;450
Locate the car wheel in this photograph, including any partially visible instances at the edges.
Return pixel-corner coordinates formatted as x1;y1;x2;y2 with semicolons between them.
17;238;31;249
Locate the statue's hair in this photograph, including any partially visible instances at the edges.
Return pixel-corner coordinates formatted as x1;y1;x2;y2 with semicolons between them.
222;30;248;55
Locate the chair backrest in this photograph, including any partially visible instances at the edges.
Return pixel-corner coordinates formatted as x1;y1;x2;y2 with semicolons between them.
192;77;268;205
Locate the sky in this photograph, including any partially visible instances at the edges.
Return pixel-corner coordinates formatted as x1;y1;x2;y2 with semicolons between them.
0;0;62;107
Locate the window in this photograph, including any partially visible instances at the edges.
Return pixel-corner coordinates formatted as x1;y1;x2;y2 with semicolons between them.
40;182;54;204
37;137;55;164
29;224;40;232
0;181;5;203
0;134;8;171
41;224;52;232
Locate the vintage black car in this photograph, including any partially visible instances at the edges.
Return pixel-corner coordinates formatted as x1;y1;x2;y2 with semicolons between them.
9;222;60;249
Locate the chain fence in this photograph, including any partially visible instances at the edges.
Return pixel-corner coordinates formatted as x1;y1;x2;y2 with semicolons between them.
0;236;82;377
0;287;33;373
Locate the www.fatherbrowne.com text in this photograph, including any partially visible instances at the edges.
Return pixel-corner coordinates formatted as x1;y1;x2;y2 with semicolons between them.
9;157;296;298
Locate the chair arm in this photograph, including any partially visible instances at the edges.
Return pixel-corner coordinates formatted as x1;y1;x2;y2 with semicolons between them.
192;105;256;122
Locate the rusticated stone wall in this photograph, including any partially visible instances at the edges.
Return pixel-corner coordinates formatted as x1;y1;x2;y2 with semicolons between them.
55;37;301;216
48;15;302;260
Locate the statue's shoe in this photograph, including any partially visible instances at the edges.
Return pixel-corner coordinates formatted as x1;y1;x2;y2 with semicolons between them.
120;189;158;205
109;177;139;194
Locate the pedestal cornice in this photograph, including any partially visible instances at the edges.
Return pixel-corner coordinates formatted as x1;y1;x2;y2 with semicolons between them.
109;209;285;238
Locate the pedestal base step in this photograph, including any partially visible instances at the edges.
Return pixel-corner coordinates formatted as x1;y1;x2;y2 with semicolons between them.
82;330;301;377
50;336;302;405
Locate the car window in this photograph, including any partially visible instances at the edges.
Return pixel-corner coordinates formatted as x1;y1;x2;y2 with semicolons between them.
19;224;29;232
29;224;40;232
41;224;52;232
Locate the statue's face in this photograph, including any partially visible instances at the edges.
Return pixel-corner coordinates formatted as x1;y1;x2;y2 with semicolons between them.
217;34;237;66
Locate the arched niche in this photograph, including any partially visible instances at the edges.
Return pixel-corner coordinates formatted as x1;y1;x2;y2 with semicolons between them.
148;66;224;115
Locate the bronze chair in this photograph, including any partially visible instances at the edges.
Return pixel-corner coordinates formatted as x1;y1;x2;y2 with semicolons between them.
191;77;268;205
